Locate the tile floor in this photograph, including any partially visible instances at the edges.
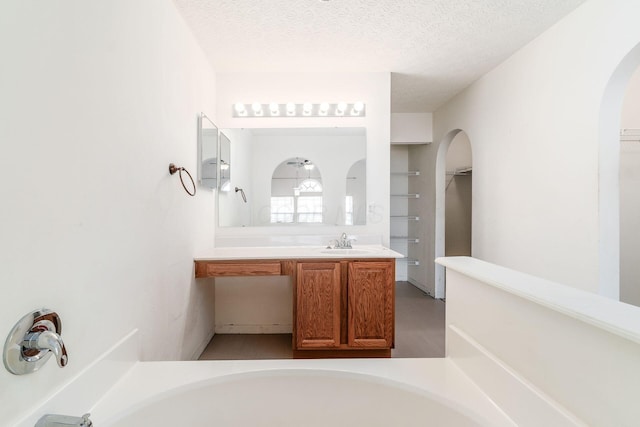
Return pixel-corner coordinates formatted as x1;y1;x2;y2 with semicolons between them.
198;281;445;360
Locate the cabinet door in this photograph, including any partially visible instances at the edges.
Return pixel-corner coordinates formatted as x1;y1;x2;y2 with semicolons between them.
348;261;394;348
296;262;341;349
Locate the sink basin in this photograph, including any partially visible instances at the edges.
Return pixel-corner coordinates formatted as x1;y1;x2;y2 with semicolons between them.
320;249;371;255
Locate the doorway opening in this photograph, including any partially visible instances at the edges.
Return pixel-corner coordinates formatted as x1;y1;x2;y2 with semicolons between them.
619;63;640;306
599;41;640;300
435;130;473;299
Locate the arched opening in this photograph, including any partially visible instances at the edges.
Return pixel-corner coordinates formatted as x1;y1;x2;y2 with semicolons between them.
435;129;473;299
619;60;640;306
598;42;640;300
270;157;323;224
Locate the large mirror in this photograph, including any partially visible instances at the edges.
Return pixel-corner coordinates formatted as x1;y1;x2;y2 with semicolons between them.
198;113;218;189
217;127;366;227
219;132;231;192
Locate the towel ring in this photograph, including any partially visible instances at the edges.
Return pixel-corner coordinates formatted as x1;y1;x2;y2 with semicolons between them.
169;163;196;197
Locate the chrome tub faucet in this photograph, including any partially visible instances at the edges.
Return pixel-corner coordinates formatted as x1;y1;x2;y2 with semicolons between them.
35;413;92;427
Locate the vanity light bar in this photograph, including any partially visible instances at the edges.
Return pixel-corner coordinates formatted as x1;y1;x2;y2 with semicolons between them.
232;102;366;118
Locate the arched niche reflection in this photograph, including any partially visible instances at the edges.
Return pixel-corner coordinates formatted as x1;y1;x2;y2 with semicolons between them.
346;159;367;225
271;157;323;224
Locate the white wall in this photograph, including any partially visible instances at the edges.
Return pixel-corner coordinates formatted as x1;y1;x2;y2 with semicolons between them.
433;0;640;294
620;66;640;306
214;72;391;245
0;1;217;423
391;113;433;143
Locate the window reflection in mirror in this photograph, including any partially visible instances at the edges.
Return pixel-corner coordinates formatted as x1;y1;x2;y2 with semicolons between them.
198;113;218;189
217;127;366;227
346;159;366;226
271;158;323;224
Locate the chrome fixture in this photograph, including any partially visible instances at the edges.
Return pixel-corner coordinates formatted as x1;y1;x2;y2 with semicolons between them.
328;232;356;249
35;413;92;427
3;309;68;375
232;102;366;118
235;186;247;203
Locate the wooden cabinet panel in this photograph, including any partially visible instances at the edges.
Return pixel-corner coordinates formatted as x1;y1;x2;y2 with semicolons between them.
195;261;282;277
296;262;341;349
347;261;395;348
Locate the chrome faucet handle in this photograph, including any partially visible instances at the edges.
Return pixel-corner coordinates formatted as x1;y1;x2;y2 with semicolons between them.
23;329;68;368
35;413;92;427
3;309;69;375
345;234;356;249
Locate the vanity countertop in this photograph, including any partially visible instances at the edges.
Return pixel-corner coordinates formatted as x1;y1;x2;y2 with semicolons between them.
194;245;404;261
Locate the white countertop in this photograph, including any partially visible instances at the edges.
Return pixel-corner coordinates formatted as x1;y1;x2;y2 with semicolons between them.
194;245;405;261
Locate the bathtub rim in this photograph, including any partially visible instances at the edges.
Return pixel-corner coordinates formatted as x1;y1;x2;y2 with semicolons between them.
97;365;502;427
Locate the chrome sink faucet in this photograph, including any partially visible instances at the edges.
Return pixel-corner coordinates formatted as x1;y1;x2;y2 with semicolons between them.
35;413;92;427
329;232;356;249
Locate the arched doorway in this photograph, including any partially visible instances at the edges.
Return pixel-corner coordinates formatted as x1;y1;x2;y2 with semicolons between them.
598;42;640;300
435;129;473;299
619;61;640;306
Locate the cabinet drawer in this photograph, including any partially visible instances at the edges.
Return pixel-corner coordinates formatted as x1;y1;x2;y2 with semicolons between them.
195;261;282;277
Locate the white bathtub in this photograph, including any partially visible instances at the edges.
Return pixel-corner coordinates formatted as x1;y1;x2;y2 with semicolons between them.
88;359;515;427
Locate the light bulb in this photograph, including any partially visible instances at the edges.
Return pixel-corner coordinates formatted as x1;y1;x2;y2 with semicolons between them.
303;103;313;116
286;102;296;116
336;102;347;116
319;102;329;116
269;103;280;116
351;101;364;116
234;103;247;116
252;102;263;116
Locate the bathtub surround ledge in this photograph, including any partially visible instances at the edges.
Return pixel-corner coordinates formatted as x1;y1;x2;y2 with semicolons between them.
438;257;640;427
13;329;139;427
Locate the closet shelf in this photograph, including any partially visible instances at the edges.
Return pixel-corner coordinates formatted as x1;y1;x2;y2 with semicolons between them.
391;236;419;243
621;129;640;142
391;171;420;176
391;194;420;198
397;258;420;266
391;215;420;221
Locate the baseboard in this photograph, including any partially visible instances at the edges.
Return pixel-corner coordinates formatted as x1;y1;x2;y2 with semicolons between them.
189;329;216;360
215;324;293;334
407;277;433;296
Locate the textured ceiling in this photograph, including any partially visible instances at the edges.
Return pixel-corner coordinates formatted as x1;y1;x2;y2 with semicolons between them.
173;0;585;112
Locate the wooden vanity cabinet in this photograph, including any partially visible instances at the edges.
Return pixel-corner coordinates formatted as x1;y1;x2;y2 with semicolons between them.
295;262;341;349
194;256;395;358
294;259;395;357
347;261;395;349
